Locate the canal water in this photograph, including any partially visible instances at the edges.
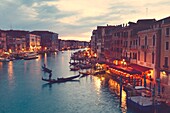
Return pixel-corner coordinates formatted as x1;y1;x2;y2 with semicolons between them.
0;50;136;113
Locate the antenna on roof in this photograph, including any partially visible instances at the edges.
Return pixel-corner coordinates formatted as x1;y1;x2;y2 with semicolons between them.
146;8;148;18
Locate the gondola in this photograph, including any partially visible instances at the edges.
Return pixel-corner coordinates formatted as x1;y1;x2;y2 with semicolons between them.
42;66;52;73
70;66;79;71
79;71;90;78
69;62;78;66
42;74;80;83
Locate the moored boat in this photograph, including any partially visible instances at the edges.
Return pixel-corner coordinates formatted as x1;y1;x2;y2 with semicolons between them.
79;71;90;77
70;66;79;71
0;57;10;62
127;96;162;112
24;52;38;60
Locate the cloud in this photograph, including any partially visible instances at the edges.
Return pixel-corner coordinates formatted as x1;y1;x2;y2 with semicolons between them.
19;0;58;6
0;0;169;41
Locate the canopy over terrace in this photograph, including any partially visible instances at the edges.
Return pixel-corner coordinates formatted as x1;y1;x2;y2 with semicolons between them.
130;64;152;73
109;65;142;75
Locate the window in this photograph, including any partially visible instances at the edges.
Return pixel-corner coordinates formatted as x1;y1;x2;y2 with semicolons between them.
166;28;169;36
133;40;135;45
138;51;140;60
145;36;147;45
153;35;155;46
138;37;140;46
144;52;146;62
152;52;154;64
164;57;168;67
166;42;169;50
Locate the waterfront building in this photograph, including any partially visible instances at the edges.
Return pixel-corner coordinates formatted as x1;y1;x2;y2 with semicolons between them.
95;26;108;60
158;17;170;85
90;30;97;53
137;23;160;81
0;30;7;55
90;16;170;86
121;19;155;64
58;39;89;50
111;25;123;60
31;31;59;51
5;30;28;53
103;25;115;61
26;34;41;52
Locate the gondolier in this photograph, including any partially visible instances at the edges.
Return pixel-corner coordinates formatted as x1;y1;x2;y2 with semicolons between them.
49;72;52;80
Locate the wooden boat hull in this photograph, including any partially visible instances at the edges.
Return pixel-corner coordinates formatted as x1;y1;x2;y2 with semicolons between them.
70;67;79;71
24;56;38;60
79;71;90;78
42;75;80;83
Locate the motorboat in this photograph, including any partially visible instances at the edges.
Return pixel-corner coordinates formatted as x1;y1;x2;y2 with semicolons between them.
0;57;10;62
24;52;38;60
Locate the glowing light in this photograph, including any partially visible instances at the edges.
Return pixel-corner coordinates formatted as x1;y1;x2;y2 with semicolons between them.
93;77;101;95
44;47;47;50
7;61;14;82
94;53;97;57
162;71;166;75
113;60;118;65
8;49;12;53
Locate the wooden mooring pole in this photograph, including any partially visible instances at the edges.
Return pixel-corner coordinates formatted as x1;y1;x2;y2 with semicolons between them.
120;76;122;106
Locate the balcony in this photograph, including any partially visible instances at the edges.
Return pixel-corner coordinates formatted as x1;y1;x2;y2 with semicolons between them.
130;45;138;50
0;45;4;49
163;65;169;69
141;45;149;51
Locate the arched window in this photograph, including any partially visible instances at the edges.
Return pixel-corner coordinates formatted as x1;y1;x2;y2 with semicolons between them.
138;37;140;46
152;52;154;64
145;36;147;45
153;35;155;46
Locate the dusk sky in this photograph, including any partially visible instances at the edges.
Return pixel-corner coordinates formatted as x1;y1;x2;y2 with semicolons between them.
0;0;169;41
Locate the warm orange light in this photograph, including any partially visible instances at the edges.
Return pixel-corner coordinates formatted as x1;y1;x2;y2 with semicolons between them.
9;49;12;53
162;71;166;75
94;53;97;57
113;60;118;65
44;47;47;50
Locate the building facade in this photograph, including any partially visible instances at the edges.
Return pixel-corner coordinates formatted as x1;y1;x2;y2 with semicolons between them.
0;31;7;54
26;34;41;52
159;17;170;85
31;31;59;51
90;16;170;85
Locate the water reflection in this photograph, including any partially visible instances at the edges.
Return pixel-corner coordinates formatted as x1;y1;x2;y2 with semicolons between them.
108;79;127;113
0;50;137;113
44;53;47;65
93;77;101;95
7;61;14;86
121;90;127;113
0;62;2;70
109;79;120;95
8;61;13;79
